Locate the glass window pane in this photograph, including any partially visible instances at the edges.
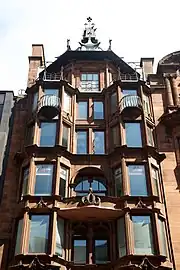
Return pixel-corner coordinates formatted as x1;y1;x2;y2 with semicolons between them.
114;167;123;196
128;165;147;196
94;131;105;154
152;167;160;197
95;240;108;264
81;74;87;81
32;92;38;111
62;125;69;149
78;102;87;119
15;219;23;254
22;167;29;195
87;74;93;80
132;216;154;255
59;166;68;197
94;101;104;119
64;92;71;113
147;126;154;146
93;74;99;81
111;92;117;114
117;218;126;257
40;122;56;147
158;218;168;256
73;240;86;263
29;215;49;253
35;165;53;195
123;89;137;96
112;126;120;147
125;123;142;147
44;89;59;96
56;218;64;257
77;131;87;154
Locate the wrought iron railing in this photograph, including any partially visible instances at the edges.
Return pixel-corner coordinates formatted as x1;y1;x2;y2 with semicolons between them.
119;95;142;114
38;95;61;114
43;72;62;81
119;73;139;82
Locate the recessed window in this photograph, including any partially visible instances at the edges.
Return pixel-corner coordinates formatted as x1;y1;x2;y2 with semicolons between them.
76;131;87;154
123;89;137;96
64;92;71;113
56;218;64;257
147;126;154;146
59;166;69;197
125;122;142;147
128;165;148;196
44;89;59;96
114;167;123;196
74;177;107;196
81;73;99;92
132;215;154;255
32;92;38;111
93;101;104;119
77;101;88;119
151;166;160;197
73;239;87;263
117;218;126;257
34;164;53;196
158;218;168;256
111;92;117;114
93;131;105;154
62;124;70;150
22;167;29;196
29;215;49;253
15;219;23;254
40;122;56;147
111;125;120;148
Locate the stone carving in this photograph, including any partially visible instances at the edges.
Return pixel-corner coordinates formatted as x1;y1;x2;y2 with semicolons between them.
81;188;101;206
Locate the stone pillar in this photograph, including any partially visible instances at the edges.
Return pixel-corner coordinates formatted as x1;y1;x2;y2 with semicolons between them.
170;75;179;106
164;75;174;106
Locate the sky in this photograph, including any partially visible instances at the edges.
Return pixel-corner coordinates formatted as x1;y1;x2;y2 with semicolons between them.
0;0;180;94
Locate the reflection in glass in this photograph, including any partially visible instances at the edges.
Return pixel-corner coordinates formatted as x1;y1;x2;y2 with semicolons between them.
75;177;106;196
117;218;126;257
158;218;168;256
125;122;142;147
152;166;160;197
95;240;108;264
15;219;23;254
40;122;56;147
62;125;69;149
56;218;64;257
44;89;59;96
81;73;99;92
114;167;123;196
32;92;38;111
59;166;68;197
29;215;49;253
73;240;87;263
94;101;104;119
128;165;147;196
35;165;53;195
64;92;71;113
132;215;154;255
123;89;137;96
93;131;105;154
22;167;29;195
111;92;117;114
78;102;87;119
77;131;87;154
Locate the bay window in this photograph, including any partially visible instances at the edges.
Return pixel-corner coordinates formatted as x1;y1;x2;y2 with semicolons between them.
128;165;148;196
81;73;99;92
56;218;64;257
111;125;120;148
151;166;160;197
64;92;71;113
114;167;123;196
34;164;53;195
15;219;23;254
22;167;29;196
125;122;142;147
117;218;126;257
147;125;154;146
62;124;70;149
40;122;56;147
59;166;69;197
111;92;117;114
158;217;168;256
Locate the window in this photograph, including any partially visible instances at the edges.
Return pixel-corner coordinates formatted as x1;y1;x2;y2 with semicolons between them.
93;101;104;119
29;215;49;253
81;73;99;92
77;101;88;119
158;218;168;256
59;166;69;197
22;167;29;196
64;92;71;113
132;215;154;255
122;89;137;96
117;218;126;257
128;165;148;196
76;131;87;154
151;166;160;197
62;124;70;149
125;122;142;147
94;227;109;264
93;131;105;154
114;167;123;196
74;240;87;263
40;122;56;147
74;177;107;196
143;94;151;116
32;92;38;111
56;218;64;257
15;219;23;254
147;126;154;146
111;92;117;114
34;164;53;195
44;89;59;96
112;126;120;148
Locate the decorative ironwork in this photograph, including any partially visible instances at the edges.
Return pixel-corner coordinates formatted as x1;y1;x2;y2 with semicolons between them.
10;256;59;269
33;197;48;209
135;199;148;209
139;257;158;269
43;70;63;81
119;95;142;114
81;188;101;206
37;94;61;119
119;73;139;82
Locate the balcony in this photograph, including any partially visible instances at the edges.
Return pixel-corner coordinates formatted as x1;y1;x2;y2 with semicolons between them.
119;73;139;82
43;72;62;81
37;95;61;119
119;95;142;118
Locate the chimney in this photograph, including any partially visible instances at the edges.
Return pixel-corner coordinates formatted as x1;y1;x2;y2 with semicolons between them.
27;44;45;88
140;58;154;81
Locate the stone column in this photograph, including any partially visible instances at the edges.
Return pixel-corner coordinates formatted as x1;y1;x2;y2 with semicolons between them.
164;74;174;106
170;75;179;106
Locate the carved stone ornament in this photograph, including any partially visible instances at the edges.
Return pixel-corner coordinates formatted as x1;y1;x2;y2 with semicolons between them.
139;257;158;270
135;199;148;209
81;188;101;206
33;198;48;209
10;256;59;269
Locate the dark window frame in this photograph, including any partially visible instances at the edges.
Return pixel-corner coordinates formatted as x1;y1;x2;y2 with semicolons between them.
39;121;57;147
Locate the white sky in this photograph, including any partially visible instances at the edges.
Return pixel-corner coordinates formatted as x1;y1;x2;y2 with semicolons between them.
0;0;180;93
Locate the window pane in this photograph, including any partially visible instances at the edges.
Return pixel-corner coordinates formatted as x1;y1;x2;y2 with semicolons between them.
64;92;71;113
95;240;108;264
152;167;160;197
32;92;38;111
15;219;23;254
40;122;56;147
77;131;87;154
123;89;137;96
73;240;86;263
94;101;104;119
125;123;142;147
80;73;99;92
87;74;93;80
93;74;99;81
78;102;87;119
62;125;69;149
147;126;154;146
111;92;117;114
29;215;49;253
158;218;168;256
81;74;86;81
132;216;154;254
22;167;29;195
56;218;64;257
35;165;53;195
117;218;126;257
59;166;68;197
114;167;123;196
128;165;148;196
112;126;120;147
94;131;105;154
44;89;59;96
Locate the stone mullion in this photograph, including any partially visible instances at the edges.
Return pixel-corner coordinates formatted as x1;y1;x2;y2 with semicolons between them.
164;74;174;106
28;157;35;195
170;75;179;106
122;157;129;196
125;212;134;255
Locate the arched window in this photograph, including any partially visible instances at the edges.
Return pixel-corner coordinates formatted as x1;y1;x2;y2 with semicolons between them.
74;177;107;196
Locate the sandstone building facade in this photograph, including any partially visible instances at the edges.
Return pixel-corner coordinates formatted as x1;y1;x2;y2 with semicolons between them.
0;18;180;269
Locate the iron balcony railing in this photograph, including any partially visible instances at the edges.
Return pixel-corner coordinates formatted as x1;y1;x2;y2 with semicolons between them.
119;95;142;114
43;72;62;81
37;95;61;117
119;73;139;82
